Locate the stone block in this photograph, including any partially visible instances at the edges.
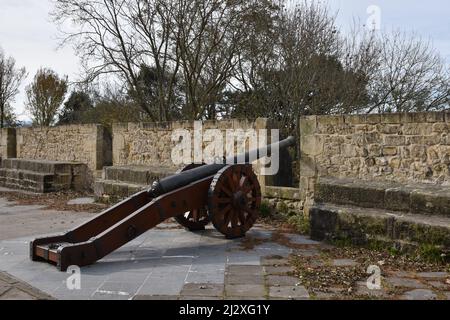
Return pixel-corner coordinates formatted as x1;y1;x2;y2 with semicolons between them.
382;146;398;156
344;115;366;125
381;113;402;124
300;135;324;157
384;135;406;146
225;284;265;297
410;189;450;217
385;187;412;212
180;283;224;297
366;114;381;124
269;286;309;299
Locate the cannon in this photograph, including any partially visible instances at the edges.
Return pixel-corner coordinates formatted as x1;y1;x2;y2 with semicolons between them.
30;136;296;271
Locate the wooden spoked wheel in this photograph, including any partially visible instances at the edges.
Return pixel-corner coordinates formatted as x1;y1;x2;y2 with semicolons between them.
174;164;210;231
208;165;261;239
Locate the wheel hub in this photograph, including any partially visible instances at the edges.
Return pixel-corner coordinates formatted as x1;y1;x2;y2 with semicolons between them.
232;191;247;209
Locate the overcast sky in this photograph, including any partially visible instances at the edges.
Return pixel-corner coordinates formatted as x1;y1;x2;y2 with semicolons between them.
0;0;449;122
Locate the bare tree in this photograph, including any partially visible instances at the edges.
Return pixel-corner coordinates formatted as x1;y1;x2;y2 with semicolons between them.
368;31;449;112
230;1;359;125
52;0;276;120
26;68;68;126
0;48;27;128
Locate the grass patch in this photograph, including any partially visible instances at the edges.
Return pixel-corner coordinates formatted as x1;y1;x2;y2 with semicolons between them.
287;213;310;235
259;200;272;218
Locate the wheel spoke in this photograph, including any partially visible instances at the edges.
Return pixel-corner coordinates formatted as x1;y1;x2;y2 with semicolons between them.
217;197;231;204
192;209;198;221
237;210;246;225
231;172;240;191
218;204;232;217
231;212;239;228
239;176;248;190
223;209;232;227
219;183;233;196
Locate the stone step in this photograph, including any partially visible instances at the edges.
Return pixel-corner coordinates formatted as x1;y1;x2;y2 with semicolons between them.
309;203;450;252
0;169;62;193
315;177;450;217
103;165;176;185
94;179;146;201
1;158;81;175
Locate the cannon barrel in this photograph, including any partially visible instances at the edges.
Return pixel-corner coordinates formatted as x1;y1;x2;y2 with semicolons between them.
149;136;296;197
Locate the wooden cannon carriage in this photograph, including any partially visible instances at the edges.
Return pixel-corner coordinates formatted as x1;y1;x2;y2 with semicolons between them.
30;137;295;271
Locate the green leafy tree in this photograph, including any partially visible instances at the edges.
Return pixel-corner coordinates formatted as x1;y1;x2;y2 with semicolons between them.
58;91;93;125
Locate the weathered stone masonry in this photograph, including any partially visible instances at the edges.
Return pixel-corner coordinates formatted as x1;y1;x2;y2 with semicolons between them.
0;128;16;159
15;124;111;171
111;118;272;190
112;119;268;167
300;111;450;210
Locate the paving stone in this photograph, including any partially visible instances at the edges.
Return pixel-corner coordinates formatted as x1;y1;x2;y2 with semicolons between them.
0;287;36;300
285;234;320;246
0;285;11;296
227;265;263;275
225;296;266;300
386;277;427;289
179;296;223;300
225;284;265;297
332;259;358;267
0;271;54;300
269;286;309;300
226;274;264;285
263;266;295;275
67;197;96;205
227;254;261;265
246;229;273;240
295;248;320;257
416;272;448;279
133;295;178;300
390;271;415;278
91;291;130;300
260;256;290;267
402;289;437;300
137;272;187;296
97;281;144;298
266;275;300;287
427;281;448;289
180;283;224;297
355;281;386;298
185;271;225;284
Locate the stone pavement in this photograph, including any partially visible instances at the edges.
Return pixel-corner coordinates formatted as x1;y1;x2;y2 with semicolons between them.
0;197;449;300
0;224;304;300
0;272;53;300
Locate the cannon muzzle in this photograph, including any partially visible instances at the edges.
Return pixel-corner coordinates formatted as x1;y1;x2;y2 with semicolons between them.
149;136;296;197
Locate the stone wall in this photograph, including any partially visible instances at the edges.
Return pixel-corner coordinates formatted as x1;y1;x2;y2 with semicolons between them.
264;186;303;215
0;128;16;159
16;124;111;171
112;118;271;188
300;111;450;209
112;119;268;166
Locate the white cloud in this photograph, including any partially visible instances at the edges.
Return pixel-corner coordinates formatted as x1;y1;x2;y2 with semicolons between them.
0;0;79;120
